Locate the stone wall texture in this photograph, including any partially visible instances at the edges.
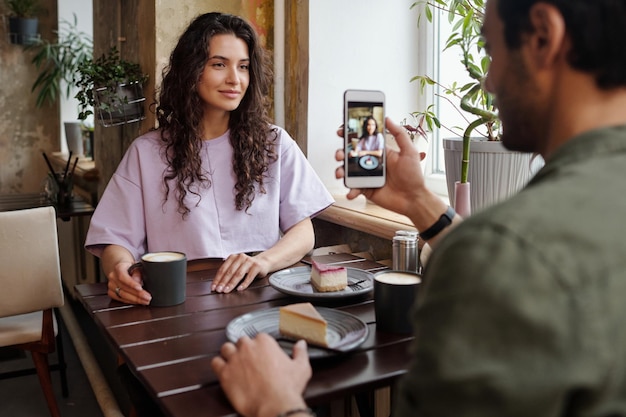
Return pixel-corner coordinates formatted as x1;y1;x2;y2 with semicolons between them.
0;0;274;195
0;0;59;194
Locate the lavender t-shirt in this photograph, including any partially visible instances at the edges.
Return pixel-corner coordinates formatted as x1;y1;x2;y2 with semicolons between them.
357;133;384;151
85;127;334;261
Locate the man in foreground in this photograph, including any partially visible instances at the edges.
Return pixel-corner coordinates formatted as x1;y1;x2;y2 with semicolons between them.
211;1;626;416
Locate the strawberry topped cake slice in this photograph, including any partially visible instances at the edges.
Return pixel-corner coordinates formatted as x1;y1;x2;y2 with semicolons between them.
310;259;347;292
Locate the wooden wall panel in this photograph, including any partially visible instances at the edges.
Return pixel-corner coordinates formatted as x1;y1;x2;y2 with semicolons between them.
93;0;153;198
284;0;308;154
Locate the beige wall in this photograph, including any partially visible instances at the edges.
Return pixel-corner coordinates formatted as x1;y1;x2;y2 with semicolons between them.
0;0;59;194
154;0;274;123
155;0;273;83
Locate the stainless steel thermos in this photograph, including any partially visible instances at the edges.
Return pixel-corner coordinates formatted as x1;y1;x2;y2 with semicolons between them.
392;231;419;273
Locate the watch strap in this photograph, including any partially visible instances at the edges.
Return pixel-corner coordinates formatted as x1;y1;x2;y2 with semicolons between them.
419;206;456;240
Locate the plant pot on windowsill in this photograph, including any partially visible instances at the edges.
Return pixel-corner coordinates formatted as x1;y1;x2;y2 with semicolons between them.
443;137;542;213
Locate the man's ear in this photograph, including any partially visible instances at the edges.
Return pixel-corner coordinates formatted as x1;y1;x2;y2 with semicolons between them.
525;3;567;69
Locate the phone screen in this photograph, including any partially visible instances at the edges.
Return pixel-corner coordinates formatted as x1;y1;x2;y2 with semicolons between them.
344;90;386;188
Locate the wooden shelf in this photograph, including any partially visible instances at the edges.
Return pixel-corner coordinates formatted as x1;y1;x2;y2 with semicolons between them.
50;153;98;179
49;153;99;204
318;195;416;241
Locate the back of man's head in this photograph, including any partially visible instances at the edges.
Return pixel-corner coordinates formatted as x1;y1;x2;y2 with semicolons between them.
497;0;626;89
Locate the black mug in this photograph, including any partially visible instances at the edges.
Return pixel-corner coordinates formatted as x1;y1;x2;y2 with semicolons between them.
374;270;421;334
128;251;187;307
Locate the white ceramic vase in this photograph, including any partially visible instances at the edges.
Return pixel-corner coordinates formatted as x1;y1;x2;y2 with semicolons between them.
64;121;84;157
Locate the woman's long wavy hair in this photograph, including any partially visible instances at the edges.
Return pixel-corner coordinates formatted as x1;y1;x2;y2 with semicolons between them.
359;116;378;140
155;12;277;218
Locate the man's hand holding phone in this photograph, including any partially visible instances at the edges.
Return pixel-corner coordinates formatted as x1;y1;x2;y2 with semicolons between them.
336;116;462;247
335;117;430;219
343;90;386;188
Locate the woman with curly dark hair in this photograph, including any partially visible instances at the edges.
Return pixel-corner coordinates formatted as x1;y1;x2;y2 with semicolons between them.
354;116;384;157
86;13;333;305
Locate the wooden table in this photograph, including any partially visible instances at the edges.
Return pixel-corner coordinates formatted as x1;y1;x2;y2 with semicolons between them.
75;253;414;417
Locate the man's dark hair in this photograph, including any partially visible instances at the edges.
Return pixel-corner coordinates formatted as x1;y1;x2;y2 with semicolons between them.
497;0;626;89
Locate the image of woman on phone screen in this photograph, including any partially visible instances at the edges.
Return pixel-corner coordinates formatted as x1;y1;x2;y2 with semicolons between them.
354;116;384;157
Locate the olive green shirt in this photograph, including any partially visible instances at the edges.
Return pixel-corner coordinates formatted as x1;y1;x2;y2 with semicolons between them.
395;126;626;416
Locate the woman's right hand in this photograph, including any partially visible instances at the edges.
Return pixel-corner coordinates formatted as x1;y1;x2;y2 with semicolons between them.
102;245;152;305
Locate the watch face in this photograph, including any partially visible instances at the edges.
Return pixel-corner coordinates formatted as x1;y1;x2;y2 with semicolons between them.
358;155;379;170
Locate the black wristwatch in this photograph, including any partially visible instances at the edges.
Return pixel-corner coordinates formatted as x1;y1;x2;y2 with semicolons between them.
419;206;456;240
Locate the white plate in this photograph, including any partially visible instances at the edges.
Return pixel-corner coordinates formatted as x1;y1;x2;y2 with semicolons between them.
359;155;379;170
226;307;368;358
269;266;374;299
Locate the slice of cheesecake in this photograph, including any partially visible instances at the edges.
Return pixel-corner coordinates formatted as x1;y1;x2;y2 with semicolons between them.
279;302;328;347
310;260;347;292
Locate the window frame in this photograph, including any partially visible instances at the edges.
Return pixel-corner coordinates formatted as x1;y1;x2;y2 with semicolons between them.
417;4;450;198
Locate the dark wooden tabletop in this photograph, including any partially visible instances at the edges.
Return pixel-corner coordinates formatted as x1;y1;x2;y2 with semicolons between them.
75;254;414;417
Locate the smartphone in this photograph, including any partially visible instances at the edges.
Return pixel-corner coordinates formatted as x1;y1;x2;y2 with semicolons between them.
343;89;386;189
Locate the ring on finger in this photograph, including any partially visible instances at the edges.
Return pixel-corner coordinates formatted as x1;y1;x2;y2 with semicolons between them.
115;287;122;298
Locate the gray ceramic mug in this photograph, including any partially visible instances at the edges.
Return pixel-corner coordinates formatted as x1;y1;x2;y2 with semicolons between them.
128;251;187;307
374;270;421;334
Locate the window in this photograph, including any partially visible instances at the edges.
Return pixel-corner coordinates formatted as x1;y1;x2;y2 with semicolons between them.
417;4;482;198
307;0;421;195
306;1;474;201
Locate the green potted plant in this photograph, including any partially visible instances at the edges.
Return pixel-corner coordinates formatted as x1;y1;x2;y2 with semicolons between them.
28;14;93;107
410;0;537;215
4;0;45;45
75;46;149;127
26;15;92;157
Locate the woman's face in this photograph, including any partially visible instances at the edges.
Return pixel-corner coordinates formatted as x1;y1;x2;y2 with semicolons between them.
198;34;250;116
366;119;377;135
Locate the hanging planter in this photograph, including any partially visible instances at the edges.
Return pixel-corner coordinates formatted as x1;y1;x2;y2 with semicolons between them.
93;81;146;127
75;46;148;127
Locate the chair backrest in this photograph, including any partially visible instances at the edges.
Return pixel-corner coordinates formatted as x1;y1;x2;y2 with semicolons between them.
0;206;64;318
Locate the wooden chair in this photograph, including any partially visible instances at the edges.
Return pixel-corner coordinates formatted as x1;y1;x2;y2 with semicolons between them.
0;206;65;417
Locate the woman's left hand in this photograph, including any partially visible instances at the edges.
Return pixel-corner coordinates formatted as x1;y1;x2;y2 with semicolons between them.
212;218;315;293
211;253;270;293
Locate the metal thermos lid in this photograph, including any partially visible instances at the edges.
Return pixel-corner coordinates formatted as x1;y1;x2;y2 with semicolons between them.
393;235;417;247
395;230;418;238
